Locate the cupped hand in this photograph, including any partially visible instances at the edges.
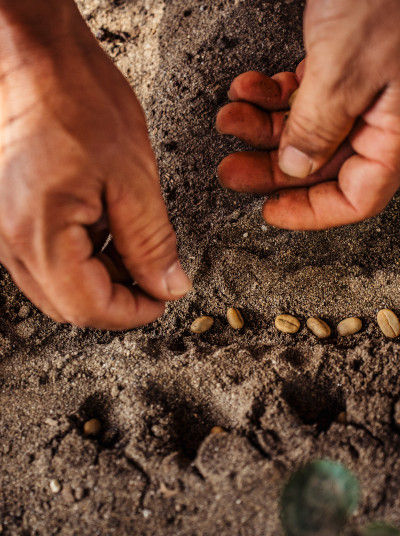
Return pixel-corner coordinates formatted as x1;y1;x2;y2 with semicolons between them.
0;10;191;329
217;0;400;230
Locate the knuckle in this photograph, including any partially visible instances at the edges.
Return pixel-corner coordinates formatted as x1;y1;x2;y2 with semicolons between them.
288;109;345;154
216;104;240;132
0;215;31;250
63;312;89;328
122;220;177;270
62;305;100;328
136;223;177;264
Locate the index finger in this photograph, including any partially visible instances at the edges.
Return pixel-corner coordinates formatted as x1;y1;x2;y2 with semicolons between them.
39;224;165;330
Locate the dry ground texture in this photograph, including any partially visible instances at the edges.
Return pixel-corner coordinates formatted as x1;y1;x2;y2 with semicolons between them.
1;1;400;534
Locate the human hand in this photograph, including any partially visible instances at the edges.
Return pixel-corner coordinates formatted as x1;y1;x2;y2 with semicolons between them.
0;0;191;329
217;0;400;229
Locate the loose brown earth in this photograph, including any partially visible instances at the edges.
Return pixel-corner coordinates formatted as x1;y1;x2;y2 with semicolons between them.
1;1;400;534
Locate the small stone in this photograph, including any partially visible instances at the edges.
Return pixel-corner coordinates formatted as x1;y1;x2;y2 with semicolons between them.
44;418;58;427
226;307;244;330
74;487;84;501
275;314;300;334
337;317;362;336
190;316;214;334
49;479;61;494
142;509;152;519
307;317;331;339
210;426;225;435
111;385;120;398
83;418;102;437
242;232;249;238
377;309;400;338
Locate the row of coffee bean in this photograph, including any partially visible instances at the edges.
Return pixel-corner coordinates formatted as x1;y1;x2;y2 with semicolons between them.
190;308;400;339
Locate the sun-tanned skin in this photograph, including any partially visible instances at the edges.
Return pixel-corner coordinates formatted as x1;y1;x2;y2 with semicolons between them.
217;0;400;231
0;0;192;330
1;0;400;329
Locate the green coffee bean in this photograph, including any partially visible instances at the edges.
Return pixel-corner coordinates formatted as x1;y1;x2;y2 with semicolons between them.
275;314;300;334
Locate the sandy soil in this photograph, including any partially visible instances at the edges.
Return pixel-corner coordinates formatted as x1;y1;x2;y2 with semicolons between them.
1;1;400;534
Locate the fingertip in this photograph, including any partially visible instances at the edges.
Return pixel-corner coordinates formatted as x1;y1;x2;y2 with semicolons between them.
164;261;193;299
229;71;281;107
270;72;299;104
217;153;237;189
295;59;306;82
216;103;238;134
218;153;256;192
262;188;313;231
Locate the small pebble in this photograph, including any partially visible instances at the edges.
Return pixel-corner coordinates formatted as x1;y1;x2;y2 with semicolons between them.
49;479;61;494
111;385;120;398
306;317;331;339
210;426;225;435
74;487;84;501
190;316;214;334
337;317;362;336
377;309;400;338
243;232;249;238
83;418;102;437
275;314;300;334
227;307;244;330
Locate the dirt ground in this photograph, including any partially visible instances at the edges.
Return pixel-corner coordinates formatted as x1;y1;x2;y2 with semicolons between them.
1;1;400;534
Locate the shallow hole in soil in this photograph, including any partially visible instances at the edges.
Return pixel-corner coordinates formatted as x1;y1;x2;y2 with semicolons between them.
143;383;214;459
75;392;121;448
282;377;345;432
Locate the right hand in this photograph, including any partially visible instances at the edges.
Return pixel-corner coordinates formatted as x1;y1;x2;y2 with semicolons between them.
0;1;191;330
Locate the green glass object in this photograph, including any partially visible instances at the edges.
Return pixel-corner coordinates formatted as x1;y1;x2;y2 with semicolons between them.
361;523;400;536
281;460;360;536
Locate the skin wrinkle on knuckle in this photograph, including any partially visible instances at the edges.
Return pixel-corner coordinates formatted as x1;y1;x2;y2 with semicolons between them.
123;224;177;270
287;110;347;154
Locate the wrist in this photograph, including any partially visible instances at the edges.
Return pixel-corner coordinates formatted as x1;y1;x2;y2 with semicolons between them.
0;0;93;77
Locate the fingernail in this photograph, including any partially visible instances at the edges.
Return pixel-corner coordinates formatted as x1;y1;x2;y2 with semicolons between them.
279;146;313;178
164;261;192;296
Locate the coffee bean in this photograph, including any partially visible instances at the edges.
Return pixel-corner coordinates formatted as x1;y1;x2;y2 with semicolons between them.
288;88;298;108
190;316;214;334
83;418;102;437
227;307;244;330
377;309;400;338
337;317;362;336
306;317;331;339
275;314;300;334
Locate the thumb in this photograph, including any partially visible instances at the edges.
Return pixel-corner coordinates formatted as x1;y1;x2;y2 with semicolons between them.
107;176;192;302
279;58;374;179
